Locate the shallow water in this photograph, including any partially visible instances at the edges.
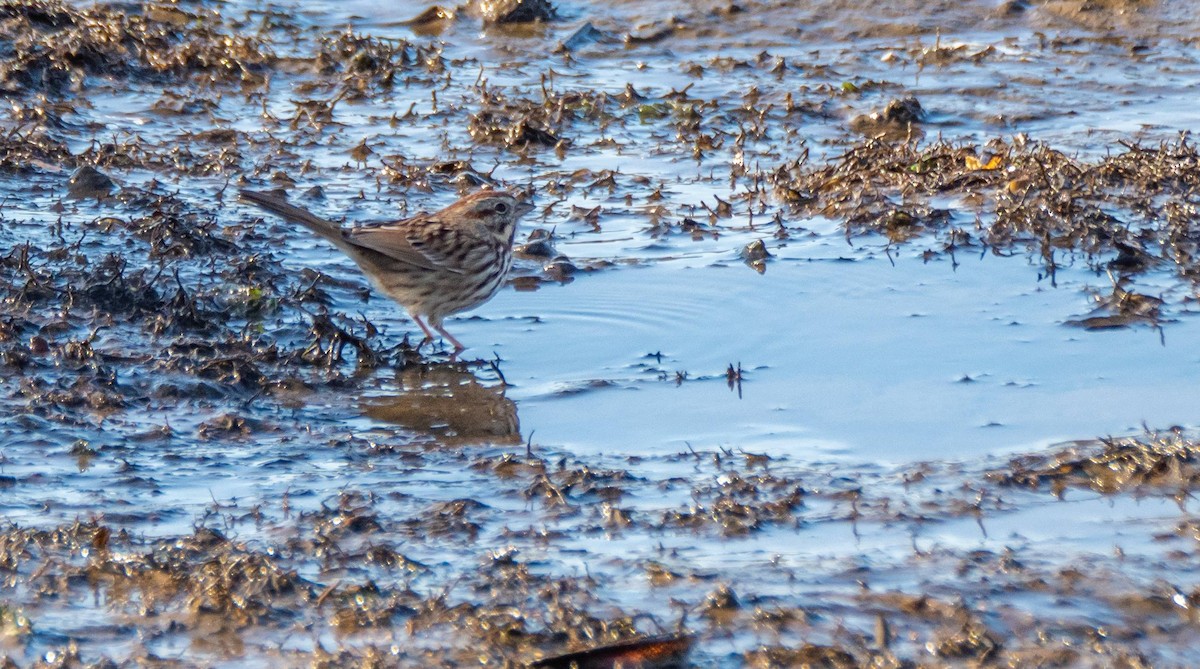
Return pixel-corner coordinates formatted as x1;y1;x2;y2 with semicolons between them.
479;244;1199;462
3;0;1200;665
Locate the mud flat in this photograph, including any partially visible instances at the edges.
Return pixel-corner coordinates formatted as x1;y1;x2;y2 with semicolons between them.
2;0;1200;666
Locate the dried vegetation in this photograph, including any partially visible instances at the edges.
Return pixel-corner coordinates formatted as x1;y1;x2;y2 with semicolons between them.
1;0;1200;666
996;430;1200;496
768;133;1200;328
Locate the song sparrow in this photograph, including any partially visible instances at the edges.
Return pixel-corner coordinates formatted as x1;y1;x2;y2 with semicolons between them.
239;188;533;353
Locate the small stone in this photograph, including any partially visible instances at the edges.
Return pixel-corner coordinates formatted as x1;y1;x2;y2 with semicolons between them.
66;166;115;199
881;96;924;124
543;255;577;282
741;239;771;261
556;22;604;53
515;238;556;258
401;5;455;26
28;336;49;355
476;0;556;25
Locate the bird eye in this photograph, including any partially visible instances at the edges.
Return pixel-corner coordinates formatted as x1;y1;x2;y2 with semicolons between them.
494;202;509;214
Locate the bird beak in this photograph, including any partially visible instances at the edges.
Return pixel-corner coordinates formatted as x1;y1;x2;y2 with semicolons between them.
515;200;536;217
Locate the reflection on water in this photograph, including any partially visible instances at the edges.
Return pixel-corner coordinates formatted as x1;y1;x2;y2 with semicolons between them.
361;364;520;445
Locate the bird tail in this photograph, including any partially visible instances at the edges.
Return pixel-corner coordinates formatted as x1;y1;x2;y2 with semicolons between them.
239;189;349;250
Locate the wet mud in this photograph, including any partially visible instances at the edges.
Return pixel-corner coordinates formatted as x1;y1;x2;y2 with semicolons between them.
3;0;1200;666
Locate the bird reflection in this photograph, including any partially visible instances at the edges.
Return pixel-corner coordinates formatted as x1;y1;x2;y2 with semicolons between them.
360;363;520;445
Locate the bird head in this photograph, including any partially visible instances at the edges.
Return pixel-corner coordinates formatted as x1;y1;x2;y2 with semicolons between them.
459;189;535;244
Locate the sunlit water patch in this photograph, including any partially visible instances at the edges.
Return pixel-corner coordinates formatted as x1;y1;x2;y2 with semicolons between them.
414;241;1198;463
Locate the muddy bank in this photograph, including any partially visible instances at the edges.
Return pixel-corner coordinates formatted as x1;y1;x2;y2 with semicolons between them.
4;433;1200;666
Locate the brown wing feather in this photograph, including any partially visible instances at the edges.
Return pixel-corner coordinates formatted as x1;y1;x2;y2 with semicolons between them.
345;220;464;274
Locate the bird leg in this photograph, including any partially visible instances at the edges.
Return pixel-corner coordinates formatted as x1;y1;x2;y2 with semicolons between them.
412;314;466;355
411;314;439;348
432;322;466;353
